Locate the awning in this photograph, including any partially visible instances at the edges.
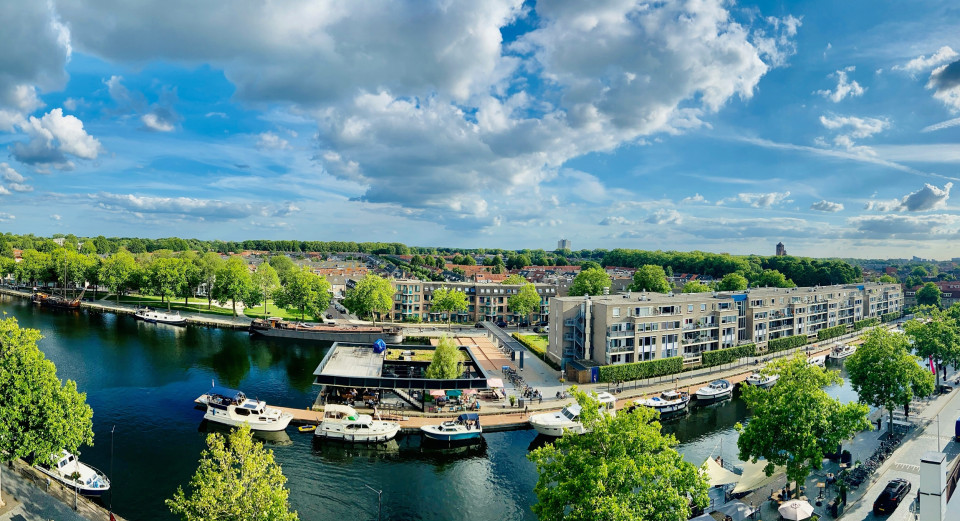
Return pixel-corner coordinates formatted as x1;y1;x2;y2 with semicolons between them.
703;457;740;487
446;389;462;397
715;500;756;521
462;389;478;395
487;378;504;388
732;459;786;494
429;390;445;397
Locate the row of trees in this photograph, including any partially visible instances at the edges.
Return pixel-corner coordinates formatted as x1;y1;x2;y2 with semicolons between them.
566;263;798;297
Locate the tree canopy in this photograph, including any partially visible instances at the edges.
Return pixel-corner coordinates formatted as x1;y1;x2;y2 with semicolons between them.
756;269;795;288
212;256;254;317
736;355;870;492
569;267;611;297
425;336;462;379
430;286;469;324
718;273;748;291
905;309;960;389
342;274;395;324
682;280;711;293
508;282;541;326
502;274;527;285
629;265;671;293
166;424;298;521
917;282;942;308
272;266;331;321
528;388;708;521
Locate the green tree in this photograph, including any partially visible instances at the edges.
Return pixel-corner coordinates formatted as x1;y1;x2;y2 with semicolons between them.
176;251;204;306
93;235;112;255
100;249;137;303
877;274;898;284
508;282;541;329
917;282;942;308
629;265;671;293
0;257;15;281
905;309;960;389
430;286;469;324
718;273;748;291
502;274;527;285
756;269;796;288
911;266;929;278
212;257;254;317
80;240;97;255
682;280;711;293
199;252;224;310
267;255;298;285
569;267;611;297
272;267;331;321
150;257;186;311
425;336;462;379
528;388;708;521
342;274;394;324
166;424;298;521
847;328;934;432
736;355;870;496
251;262;281;317
0;317;94;505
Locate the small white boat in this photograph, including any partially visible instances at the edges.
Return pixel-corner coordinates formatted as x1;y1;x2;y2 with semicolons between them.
695;379;733;402
529;392;616;437
35;451;110;497
808;354;827;367
135;307;187;326
829;343;857;360
201;387;293;432
744;373;779;389
315;404;400;443
635;390;691;414
421;413;483;442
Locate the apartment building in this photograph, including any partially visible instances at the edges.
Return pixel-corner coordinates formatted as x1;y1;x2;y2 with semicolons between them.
547;283;902;367
391;280;559;324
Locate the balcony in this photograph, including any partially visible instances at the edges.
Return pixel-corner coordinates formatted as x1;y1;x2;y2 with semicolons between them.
607;329;634;338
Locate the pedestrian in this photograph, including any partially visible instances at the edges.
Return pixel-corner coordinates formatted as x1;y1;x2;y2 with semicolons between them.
525;405;529;416
539;395;542;405
877;417;882;430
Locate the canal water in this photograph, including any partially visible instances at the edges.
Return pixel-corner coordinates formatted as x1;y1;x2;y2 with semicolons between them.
0;295;861;521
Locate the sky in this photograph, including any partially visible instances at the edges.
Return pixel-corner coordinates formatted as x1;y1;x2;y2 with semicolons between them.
1;0;960;258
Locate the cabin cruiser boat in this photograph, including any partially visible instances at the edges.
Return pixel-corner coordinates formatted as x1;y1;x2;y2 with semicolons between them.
200;387;293;432
421;413;483;442
808;354;827;367
744;373;779;389
35;451;110;497
695;379;733;403
829;343;857;360
635;390;691;415
135;307;187;326
314;404;400;443
529;392;616;437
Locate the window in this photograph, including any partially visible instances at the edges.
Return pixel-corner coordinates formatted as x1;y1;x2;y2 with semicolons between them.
701;304;706;311
688;304;694;312
612;307;620;318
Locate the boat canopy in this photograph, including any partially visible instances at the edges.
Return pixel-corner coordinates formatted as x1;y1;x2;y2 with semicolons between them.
208;387;245;402
457;413;480;422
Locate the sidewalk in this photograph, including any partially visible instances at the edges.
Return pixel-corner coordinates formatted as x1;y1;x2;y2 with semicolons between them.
0;461;125;521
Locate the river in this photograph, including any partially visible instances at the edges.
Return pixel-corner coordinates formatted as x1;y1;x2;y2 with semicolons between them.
0;295;860;521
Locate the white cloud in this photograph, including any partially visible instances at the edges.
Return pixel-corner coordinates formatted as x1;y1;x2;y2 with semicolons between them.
256;131;290;150
847;213;960;240
50;214;61;221
810;200;844;212
205;112;227;118
864;182;952;212
0;2;71;115
922;117;960;132
0;212;14;222
721;191;791;208
818;114;890;155
644;209;683;225
927;60;960;111
680;193;709;204
10;108;102;170
598;216;634;226
894;46;958;73
816;67;865;102
0;163;25;183
0;186;9;195
141;111;175;132
90;192;300;221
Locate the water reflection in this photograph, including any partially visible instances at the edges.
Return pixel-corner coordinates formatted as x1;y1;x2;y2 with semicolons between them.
198;420;294;446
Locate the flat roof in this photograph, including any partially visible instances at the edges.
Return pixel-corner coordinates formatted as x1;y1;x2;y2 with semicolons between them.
319;344;384;378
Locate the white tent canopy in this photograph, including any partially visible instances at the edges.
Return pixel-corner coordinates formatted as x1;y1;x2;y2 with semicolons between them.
732;459;786;494
703;457;740;487
716;500;757;521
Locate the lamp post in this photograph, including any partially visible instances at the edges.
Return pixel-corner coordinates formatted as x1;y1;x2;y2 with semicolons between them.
364;484;382;521
110;425;116;519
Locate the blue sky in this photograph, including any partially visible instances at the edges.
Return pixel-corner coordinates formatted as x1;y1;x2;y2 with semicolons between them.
1;0;960;258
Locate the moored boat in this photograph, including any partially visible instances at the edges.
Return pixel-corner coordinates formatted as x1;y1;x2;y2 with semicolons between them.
32;292;81;309
135;307;187;326
807;354;827;367
695;379;733;403
200;387;293;432
529;392;616;437
314;404;400;443
250;317;403;344
35;450;110;497
744;373;779;389
829;343;857;360
635;390;691;415
420;413;483;442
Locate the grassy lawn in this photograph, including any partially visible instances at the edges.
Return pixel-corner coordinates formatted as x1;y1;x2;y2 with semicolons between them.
385;348;469;362
243;300;322;322
104;294;241;318
518;334;548;352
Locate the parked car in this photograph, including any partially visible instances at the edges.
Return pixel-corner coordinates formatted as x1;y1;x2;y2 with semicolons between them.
873;478;911;515
533;326;545;333
474;322;484;329
496;320;507;328
326;313;333;319
519;321;530;328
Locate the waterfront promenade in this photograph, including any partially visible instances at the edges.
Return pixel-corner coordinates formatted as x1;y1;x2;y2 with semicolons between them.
0;460;126;521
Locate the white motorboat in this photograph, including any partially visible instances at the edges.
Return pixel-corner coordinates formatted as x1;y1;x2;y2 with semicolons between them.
420;413;483;442
529;392;616;437
135;307;187;326
829;343;857;360
695;379;733;403
200;387;293;432
744;373;779;389
635;390;691;414
315;404;400;443
35;450;110;497
808;354;827;367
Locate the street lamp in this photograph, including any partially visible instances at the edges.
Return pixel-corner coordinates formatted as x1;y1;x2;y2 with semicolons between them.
110;425;116;519
364;484;382;521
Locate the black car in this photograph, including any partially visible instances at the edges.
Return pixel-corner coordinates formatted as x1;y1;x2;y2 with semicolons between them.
474;322;485;328
496;320;508;328
873;478;911;515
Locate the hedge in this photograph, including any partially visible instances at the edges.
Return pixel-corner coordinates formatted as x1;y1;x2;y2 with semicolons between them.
853;317;880;331
512;333;561;371
701;344;757;368
817;325;847;341
598;356;683;383
882;311;902;323
767;334;807;353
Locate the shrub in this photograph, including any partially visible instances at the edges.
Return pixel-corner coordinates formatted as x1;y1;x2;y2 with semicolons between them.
598;356;683;383
767;334;807;353
701;344;757;368
853;317;880;331
402;315;422;323
881;311;902;323
512;333;561;371
817;325;847;341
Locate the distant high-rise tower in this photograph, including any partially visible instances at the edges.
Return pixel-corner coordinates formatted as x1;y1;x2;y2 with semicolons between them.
558;238;571;251
776;242;787;256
